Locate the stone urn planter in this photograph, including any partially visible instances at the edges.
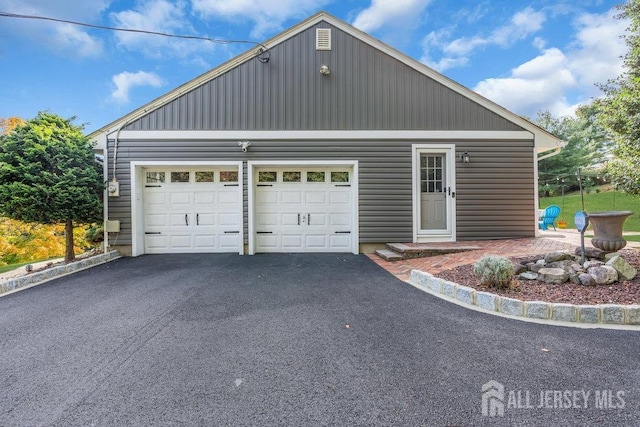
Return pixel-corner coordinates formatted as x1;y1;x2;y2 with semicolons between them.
588;211;633;252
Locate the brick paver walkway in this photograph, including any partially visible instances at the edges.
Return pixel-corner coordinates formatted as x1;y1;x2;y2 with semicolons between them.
368;236;579;281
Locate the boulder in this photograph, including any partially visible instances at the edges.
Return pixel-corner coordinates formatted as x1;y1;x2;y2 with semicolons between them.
512;263;528;275
606;255;637;281
587;265;619;285
546;260;574;272
584;260;604;269
569;274;581;285
604;252;621;261
570;263;585;273
519;271;539;280
578;273;596;286
575;247;606;260
538;267;570;284
529;263;544;273
545;251;574;263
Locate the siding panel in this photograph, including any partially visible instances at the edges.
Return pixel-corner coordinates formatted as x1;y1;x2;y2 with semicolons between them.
125;23;523;132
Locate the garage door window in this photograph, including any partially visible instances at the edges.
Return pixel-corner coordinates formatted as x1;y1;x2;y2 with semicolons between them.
146;172;165;183
306;171;325;183
195;171;214;182
331;171;349;183
283;171;301;182
259;171;277;182
171;171;190;183
220;171;238;182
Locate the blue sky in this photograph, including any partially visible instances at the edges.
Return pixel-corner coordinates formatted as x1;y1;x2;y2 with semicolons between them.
0;0;628;133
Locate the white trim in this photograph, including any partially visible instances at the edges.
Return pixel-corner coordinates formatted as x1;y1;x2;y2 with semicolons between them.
534;147;541;237
247;160;359;255
113;130;534;142
130;161;244;256
412;144;457;243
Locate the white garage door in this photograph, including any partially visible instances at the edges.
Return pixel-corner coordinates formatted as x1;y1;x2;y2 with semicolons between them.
143;168;242;254
254;167;354;253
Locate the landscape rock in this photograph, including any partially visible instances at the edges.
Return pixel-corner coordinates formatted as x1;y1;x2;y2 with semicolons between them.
584;260;604;269
547;260;575;271
519;271;539;280
537;267;569;284
529;263;544;273
545;251;574;263
536;259;546;265
575;246;606;260
512;263;527;275
570;263;585;273
587;265;618;285
606;255;637;281
578;273;596;286
604;252;622;261
569;274;581;285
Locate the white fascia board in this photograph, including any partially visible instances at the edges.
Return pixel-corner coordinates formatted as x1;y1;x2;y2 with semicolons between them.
115;130;535;141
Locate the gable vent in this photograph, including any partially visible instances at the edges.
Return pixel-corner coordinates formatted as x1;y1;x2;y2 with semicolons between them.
316;28;331;50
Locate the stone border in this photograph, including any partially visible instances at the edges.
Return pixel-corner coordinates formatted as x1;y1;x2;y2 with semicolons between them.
0;251;120;297
410;269;640;328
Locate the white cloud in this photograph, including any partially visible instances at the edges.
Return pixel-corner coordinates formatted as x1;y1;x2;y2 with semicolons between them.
351;0;432;33
110;71;164;104
0;0;108;57
110;0;208;58
473;9;627;118
422;7;546;72
191;0;332;39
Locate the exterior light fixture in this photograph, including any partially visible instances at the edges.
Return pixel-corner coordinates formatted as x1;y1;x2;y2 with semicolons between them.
460;151;470;163
319;65;331;75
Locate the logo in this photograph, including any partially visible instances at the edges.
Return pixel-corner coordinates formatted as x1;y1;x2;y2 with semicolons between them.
482;380;505;417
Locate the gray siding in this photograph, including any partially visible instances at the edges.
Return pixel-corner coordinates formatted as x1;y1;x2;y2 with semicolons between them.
125;22;523;132
106;138;535;247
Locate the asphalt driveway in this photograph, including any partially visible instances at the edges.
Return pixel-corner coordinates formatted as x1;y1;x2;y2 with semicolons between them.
0;254;638;426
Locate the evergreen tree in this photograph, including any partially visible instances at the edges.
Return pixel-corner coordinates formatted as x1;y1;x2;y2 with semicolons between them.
0;112;103;262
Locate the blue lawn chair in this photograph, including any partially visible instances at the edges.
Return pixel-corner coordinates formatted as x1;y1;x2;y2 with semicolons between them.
538;205;561;231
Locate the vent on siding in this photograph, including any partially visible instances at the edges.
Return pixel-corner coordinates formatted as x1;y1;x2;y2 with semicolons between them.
316;28;331;50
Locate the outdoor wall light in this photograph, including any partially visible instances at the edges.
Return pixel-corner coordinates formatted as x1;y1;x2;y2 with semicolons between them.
319;65;331;75
460;151;470;163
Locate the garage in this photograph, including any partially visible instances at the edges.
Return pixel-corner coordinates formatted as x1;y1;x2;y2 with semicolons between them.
249;163;358;254
142;166;243;254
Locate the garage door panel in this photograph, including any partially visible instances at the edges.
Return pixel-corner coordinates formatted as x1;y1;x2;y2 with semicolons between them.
219;213;240;227
194;191;215;204
219;190;239;205
257;213;277;226
197;213;216;226
282;191;303;204
330;234;351;248
329;192;350;204
169;214;190;227
169;235;192;249
145;213;168;227
256;234;278;248
282;234;303;249
305;191;326;204
145;192;167;206
169;192;191;205
282;213;300;226
219;234;241;249
305;234;328;248
257;191;277;204
145;235;167;249
330;213;351;226
308;213;327;226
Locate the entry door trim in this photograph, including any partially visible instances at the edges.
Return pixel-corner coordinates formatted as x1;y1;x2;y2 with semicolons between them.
248;160;359;255
412;145;456;242
130;161;243;256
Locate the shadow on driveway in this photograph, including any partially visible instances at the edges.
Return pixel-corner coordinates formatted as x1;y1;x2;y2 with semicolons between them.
0;254;638;426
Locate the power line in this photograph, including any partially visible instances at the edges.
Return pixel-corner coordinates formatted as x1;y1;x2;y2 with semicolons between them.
0;11;262;48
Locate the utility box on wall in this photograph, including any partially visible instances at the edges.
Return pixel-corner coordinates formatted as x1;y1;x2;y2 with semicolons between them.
105;220;121;233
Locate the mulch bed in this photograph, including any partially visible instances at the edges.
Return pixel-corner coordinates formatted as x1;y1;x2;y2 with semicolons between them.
435;249;640;305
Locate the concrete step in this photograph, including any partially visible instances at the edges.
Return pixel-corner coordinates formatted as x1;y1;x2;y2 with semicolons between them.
386;243;480;259
375;249;404;261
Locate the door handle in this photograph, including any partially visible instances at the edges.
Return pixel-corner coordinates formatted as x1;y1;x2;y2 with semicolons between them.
196;213;199;226
185;214;188;226
307;213;311;225
298;213;300;225
448;187;451;196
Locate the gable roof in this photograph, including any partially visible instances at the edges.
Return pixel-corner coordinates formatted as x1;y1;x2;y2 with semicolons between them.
89;11;564;153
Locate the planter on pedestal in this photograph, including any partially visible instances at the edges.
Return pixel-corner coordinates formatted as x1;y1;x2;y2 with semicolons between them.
588;211;633;252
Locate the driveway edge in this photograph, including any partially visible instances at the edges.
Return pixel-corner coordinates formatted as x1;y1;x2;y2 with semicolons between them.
409;269;640;330
0;251;120;297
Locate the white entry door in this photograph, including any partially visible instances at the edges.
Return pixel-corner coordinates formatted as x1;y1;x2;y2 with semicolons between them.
143;168;242;253
414;146;456;242
253;167;355;253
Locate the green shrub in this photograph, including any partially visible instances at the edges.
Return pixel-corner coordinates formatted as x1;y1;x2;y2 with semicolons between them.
473;255;515;289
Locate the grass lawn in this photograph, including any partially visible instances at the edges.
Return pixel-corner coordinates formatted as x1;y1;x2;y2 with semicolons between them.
539;188;640;232
0;258;59;275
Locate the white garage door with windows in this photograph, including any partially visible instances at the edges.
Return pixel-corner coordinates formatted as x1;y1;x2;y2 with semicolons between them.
250;164;358;253
143;167;242;254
